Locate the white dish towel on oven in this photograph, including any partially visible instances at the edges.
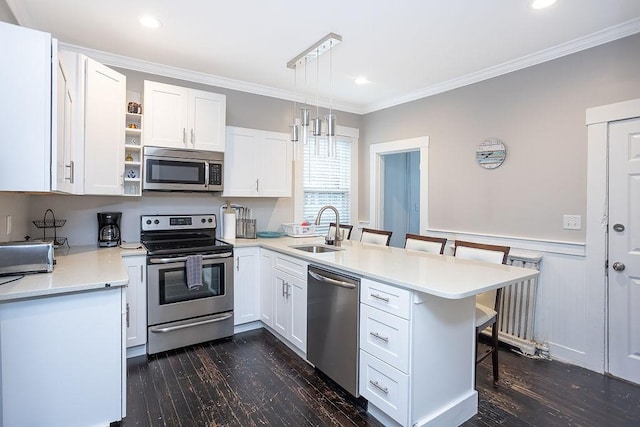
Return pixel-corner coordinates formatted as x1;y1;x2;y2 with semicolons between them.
186;255;203;290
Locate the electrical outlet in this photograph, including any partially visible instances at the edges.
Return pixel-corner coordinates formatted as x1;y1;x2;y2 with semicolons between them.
563;214;581;230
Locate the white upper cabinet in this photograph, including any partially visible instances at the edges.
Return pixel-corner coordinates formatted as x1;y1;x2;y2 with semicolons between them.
0;22;52;192
143;81;226;152
223;126;292;197
52;51;77;194
84;58;126;195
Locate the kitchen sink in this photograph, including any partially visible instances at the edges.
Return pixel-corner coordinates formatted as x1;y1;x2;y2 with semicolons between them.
290;244;343;253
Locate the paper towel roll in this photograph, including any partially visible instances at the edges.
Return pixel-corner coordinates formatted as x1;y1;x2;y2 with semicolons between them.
223;212;236;239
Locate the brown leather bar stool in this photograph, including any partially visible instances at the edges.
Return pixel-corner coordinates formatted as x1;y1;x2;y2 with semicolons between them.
360;228;393;246
404;233;447;254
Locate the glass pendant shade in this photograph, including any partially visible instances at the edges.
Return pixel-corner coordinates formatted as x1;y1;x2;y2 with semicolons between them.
300;108;310;144
290;124;299;142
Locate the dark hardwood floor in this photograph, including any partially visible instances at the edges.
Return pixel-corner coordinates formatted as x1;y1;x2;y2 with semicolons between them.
124;328;640;426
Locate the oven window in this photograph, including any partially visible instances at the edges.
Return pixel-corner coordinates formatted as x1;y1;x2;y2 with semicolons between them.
158;263;225;304
146;159;205;184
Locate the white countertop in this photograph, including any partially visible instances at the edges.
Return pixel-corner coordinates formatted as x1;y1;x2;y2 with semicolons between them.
226;236;539;299
0;245;145;302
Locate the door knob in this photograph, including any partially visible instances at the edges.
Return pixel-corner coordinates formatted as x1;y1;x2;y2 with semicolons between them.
612;262;625;272
613;224;625;232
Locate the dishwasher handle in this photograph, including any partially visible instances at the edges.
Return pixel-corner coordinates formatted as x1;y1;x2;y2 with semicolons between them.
309;270;357;289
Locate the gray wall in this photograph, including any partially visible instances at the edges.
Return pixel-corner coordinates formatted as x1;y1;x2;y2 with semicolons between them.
0;0;16;24
117;68;363;134
362;33;640;243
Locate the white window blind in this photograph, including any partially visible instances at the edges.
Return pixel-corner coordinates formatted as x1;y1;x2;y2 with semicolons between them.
303;137;351;235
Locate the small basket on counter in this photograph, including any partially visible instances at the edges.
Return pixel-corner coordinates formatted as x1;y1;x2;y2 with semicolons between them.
281;223;317;237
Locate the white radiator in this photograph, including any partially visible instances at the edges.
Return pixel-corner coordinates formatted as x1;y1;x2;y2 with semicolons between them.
496;252;542;355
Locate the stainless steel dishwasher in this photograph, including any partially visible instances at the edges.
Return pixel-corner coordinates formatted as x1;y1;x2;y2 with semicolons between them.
307;265;360;397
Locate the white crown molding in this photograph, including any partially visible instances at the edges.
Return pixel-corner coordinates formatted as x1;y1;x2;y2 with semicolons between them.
362;17;640;114
58;42;366;115
58;16;640;116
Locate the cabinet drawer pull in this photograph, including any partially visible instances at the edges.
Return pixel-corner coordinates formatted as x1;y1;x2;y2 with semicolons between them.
369;331;389;343
369;380;389;394
371;293;390;303
191;128;195;146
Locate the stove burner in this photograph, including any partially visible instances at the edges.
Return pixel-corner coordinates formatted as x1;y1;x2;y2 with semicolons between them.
140;214;233;256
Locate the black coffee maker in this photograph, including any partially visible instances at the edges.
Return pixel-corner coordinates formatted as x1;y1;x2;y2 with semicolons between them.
97;212;121;247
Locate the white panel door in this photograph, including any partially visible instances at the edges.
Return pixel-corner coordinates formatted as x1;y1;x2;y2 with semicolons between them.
260;250;275;327
189;89;226;151
233;247;261;325
0;22;51;192
143;81;189;148
84;58;125;195
54;55;75;193
123;256;147;348
223;127;259;196
258;131;292;197
608;118;640;384
288;276;307;353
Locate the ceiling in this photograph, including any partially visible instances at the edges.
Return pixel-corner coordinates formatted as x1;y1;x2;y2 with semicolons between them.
7;0;640;114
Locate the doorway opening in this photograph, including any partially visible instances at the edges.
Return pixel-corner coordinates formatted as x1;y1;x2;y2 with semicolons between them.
369;136;429;247
382;151;420;247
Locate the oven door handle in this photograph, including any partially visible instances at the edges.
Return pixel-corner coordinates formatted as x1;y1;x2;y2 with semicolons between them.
149;252;233;264
149;312;233;333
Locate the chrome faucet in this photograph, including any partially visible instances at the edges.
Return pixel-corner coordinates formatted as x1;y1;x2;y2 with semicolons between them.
314;205;342;247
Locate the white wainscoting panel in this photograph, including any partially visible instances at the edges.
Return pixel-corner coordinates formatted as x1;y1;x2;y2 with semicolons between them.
427;229;593;370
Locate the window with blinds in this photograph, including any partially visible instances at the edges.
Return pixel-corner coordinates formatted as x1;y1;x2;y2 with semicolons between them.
303;137;352;235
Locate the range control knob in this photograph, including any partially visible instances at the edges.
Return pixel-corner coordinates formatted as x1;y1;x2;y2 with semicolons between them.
154;219;160;225
201;218;206;223
146;219;152;225
208;218;213;223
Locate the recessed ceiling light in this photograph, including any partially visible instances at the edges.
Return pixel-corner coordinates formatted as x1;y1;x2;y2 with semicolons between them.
529;0;557;10
354;76;370;85
139;16;161;29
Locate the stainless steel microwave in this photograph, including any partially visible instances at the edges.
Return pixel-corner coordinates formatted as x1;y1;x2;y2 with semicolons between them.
143;146;223;192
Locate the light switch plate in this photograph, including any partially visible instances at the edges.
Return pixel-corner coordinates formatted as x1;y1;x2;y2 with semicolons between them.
563;214;581;230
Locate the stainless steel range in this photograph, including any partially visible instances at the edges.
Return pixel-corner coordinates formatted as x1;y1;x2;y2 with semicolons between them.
141;214;234;355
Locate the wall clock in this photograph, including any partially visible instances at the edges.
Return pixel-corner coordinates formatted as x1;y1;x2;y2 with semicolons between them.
476;138;506;169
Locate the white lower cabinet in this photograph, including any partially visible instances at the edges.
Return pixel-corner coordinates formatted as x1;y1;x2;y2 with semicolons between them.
359;350;409;424
261;250;307;353
234;247;261;325
123;254;147;349
0;288;125;426
260;249;275;327
359;278;478;427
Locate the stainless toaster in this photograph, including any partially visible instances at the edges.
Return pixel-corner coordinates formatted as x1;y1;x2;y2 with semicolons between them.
0;241;54;276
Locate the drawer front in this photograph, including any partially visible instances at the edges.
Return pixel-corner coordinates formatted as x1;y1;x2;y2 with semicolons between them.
360;304;410;373
274;252;307;279
361;278;411;319
359;350;409;426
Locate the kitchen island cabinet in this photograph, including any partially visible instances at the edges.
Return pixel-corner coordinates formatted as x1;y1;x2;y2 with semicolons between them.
0;247;132;426
232;237;539;426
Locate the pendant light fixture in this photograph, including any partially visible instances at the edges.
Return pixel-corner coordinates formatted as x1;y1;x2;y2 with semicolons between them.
326;39;336;158
289;64;300;160
312;47;322;156
287;33;342;157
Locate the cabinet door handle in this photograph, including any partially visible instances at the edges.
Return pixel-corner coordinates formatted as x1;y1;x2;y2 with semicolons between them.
65;161;75;183
371;293;390;303
369;380;389;394
369;331;390;343
126;303;130;328
191;128;195;146
140;265;143;282
282;281;286;297
236;256;240;271
256;179;259;192
183;128;187;146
